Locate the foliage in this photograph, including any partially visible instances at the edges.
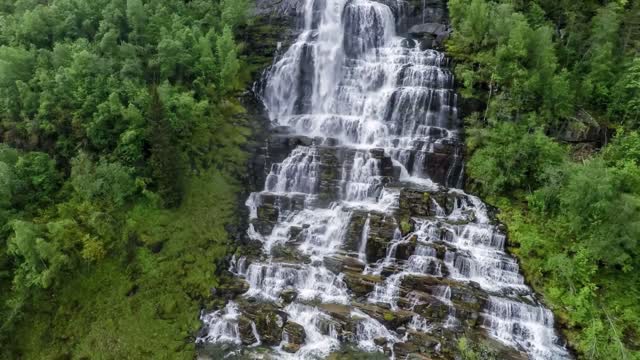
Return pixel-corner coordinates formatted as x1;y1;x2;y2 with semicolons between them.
467;121;566;195
448;0;640;358
3;171;238;359
0;0;253;358
457;337;497;360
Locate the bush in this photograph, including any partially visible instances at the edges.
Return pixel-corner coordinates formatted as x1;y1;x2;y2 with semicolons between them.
467;121;566;197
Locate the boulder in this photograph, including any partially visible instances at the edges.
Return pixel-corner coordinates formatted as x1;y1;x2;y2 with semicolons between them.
280;289;298;304
405;11;451;48
254;202;279;235
344;210;369;252
354;303;414;329
408;23;448;37
365;213;399;262
324;255;366;274
282;320;306;352
244;303;287;346
238;316;259;345
399;188;435;218
343;270;382;298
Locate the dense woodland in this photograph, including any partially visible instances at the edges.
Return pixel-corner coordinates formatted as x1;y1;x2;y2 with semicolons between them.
448;0;640;358
0;0;639;359
0;0;253;358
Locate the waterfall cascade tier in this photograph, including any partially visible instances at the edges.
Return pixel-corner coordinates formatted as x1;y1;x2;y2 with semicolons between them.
197;0;571;359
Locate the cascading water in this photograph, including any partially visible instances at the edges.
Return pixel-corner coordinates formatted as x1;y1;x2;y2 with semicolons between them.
198;0;571;359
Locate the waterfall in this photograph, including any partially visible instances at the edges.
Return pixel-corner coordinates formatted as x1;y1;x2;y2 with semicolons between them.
358;214;371;262
198;0;571;359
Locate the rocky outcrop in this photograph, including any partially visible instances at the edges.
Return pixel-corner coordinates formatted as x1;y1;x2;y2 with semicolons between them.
343;271;382;298
282;321;307;352
244;303;287;346
238;315;259;345
408;22;451;50
375;0;449;34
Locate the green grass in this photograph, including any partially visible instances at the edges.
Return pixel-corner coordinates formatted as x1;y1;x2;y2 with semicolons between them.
6;170;238;359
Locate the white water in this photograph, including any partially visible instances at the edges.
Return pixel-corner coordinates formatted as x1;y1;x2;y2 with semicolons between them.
198;302;242;345
358;214;371;262
200;0;570;359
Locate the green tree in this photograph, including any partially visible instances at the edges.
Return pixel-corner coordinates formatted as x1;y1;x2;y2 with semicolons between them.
148;87;183;208
70;152;137;208
610;57;640;127
126;0;145;34
467;121;566;196
215;25;241;94
581;3;624;108
8;220;69;289
220;0;251;30
13;152;62;211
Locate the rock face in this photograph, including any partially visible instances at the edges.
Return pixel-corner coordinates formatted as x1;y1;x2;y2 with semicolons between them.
197;0;572;359
408;22;451;50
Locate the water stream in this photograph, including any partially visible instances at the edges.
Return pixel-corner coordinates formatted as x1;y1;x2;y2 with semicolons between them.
197;0;571;359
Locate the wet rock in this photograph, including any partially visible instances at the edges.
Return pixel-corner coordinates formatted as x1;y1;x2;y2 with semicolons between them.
318;303;352;324
280;289;298;304
374;336;388;346
343;270;382;298
324;137;339;146
395;236;418;260
354;303;414;329
344;210;369;252
393;331;444;359
423;150;464;188
450;285;486;313
324;255;366;274
289;135;314;147
254;202;279;235
238;316;258;345
316;147;342;206
399;188;435;218
409;23;448;36
288;225;303;241
216;278;249;300
253;192;309;236
323;256;344;274
271;243;306;262
244;304;287;346
365;213;399;262
389;0;450;34
282;343;301;353
412;299;450;323
317;315;344;337
408;23;451;49
282;320;306;352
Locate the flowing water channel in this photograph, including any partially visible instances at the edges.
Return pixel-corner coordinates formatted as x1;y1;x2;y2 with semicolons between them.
197;0;571;359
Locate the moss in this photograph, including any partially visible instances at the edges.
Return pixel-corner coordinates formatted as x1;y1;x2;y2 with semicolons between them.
400;219;412;234
383;311;396;322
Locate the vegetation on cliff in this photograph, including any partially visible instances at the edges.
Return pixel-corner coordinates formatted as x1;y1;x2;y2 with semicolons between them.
0;0;253;358
448;0;640;358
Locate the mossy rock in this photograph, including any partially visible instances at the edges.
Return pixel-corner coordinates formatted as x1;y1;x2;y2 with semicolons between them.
245;304;286;346
238;315;258;345
283;320;306;345
343;271;381;298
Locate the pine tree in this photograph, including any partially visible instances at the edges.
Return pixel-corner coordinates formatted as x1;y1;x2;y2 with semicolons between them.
147;87;183;208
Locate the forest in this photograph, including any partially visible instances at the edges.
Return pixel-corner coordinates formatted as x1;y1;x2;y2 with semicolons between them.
0;0;639;359
448;0;640;358
0;0;253;358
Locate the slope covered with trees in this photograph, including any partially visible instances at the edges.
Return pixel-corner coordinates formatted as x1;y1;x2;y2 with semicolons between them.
447;0;640;358
0;0;254;358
